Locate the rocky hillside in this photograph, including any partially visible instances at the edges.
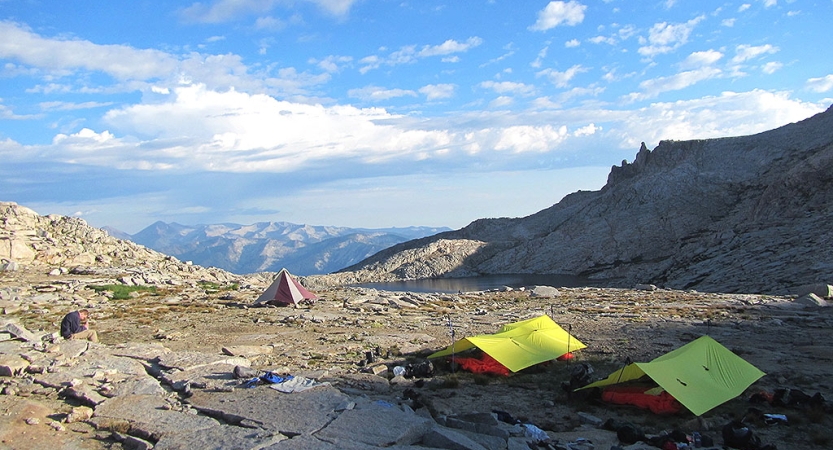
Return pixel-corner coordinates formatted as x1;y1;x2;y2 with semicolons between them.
316;106;833;295
0;202;244;287
121;220;448;275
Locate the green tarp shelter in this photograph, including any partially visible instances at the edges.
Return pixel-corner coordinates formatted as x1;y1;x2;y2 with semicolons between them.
427;315;586;372
580;335;765;416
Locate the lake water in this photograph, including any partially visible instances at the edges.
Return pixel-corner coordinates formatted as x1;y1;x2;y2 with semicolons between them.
352;273;597;294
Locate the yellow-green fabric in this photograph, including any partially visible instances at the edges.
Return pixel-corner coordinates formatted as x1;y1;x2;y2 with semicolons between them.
581;335;765;416
428;315;586;372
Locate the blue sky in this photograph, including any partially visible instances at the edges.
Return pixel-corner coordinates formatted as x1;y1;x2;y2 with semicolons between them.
1;0;831;233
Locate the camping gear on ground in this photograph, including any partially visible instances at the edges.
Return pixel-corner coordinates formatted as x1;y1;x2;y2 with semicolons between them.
254;268;317;307
455;353;510;376
601;385;683;414
428;315;586;373
562;362;594;392
579;335;765;416
243;371;293;388
721;419;776;450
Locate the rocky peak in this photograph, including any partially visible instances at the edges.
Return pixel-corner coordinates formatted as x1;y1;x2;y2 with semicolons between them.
0;201;241;286
322;106;833;295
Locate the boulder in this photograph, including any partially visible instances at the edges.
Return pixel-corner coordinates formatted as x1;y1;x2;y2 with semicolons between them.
795;293;829;307
794;283;833;299
529;286;560;298
186;384;349;435
315;404;433;447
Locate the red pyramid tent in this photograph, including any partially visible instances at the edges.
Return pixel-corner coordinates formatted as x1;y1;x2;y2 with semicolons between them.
255;268;317;307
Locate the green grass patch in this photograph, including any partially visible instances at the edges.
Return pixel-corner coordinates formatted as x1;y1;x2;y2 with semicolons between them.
89;284;157;300
199;281;239;291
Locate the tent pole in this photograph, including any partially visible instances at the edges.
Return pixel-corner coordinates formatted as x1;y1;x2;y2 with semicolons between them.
566;324;572;361
446;315;456;374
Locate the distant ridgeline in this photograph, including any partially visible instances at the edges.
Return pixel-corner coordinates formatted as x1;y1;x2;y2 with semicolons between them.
321;105;833;295
116;221;450;275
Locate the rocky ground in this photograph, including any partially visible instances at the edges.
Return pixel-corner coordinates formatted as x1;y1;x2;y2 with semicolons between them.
2;265;832;449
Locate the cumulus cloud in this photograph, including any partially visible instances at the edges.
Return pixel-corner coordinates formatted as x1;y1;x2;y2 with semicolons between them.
638;15;705;57
616;90;823;149
565;39;580;48
806;74;833;93
530;1;587;31
573;123;599;137
493;125;568;152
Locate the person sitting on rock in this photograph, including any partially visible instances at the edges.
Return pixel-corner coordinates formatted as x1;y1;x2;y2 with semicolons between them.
60;309;99;343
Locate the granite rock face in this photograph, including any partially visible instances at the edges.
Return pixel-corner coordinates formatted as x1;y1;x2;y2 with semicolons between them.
318;106;833;295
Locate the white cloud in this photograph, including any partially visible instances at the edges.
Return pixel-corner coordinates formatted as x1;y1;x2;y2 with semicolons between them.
348;86;418;102
493;125;568;152
530;1;587;31
489;96;514;108
722;18;736;27
732;44;779;63
531;45;549;69
806;74;833;93
618;25;637;40
312;55;353;73
679;50;724;69
739;4;751;12
418;37;483;57
589;35;617;45
0;21;177;80
179;0;358;23
39;101;113;111
480;80;536;96
638;15;705;57
536;65;587;88
419;84;456;100
627;67;722;101
573;123;599;136
761;0;777;8
254;16;286;31
762;61;782;74
360;38;482;73
565;39;581;48
616;90;823;149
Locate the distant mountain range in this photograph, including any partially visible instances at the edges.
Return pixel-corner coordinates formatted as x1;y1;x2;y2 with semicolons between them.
106;222;449;275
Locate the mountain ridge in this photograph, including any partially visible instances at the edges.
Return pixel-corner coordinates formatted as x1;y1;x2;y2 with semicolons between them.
117;220;449;275
312;105;833;295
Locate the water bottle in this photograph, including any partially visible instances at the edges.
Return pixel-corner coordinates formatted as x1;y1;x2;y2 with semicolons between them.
692;431;701;448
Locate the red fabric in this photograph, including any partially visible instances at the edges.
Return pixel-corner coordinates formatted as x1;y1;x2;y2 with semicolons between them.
601;385;683;414
557;352;574;361
455;353;510;376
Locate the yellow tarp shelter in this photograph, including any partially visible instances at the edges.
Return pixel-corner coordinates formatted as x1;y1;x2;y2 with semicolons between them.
580;335;766;416
428;315;586;373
